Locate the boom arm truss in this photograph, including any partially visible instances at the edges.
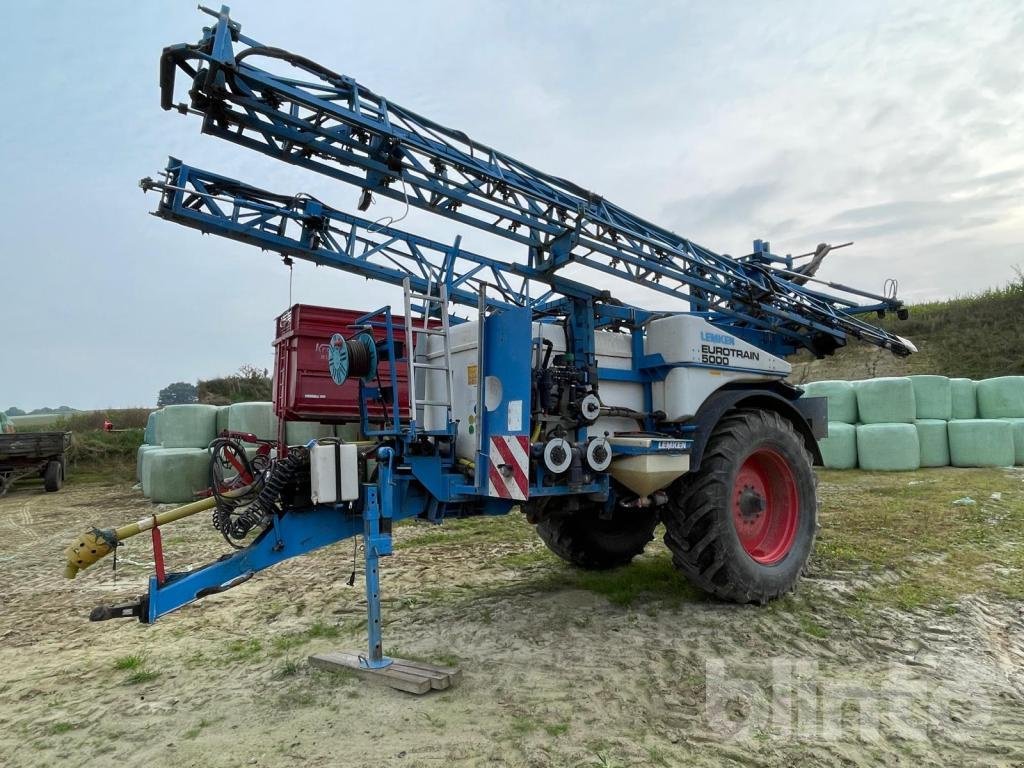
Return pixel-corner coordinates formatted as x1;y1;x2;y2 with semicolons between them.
154;5;912;357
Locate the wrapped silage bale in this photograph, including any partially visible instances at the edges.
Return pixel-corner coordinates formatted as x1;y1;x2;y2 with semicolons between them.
323;422;362;442
157;404;219;448
216;405;230;435
143;410;161;445
950;378;978;420
976;376;1024;419
141;447;160;498
908;375;952;421
855;377;917;424
818;422;857;469
999;418;1024;465
914;419;950;468
801;380;858;424
146;448;211;503
227;402;277;441
856;423;920;471
285;421;330;446
136;443;162;482
947;420;1015;468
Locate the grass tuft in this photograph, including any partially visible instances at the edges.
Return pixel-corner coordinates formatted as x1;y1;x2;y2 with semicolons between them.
113;654;145;671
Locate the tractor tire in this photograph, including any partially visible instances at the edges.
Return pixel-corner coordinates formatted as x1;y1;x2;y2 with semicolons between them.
44;460;64;493
662;409;817;604
536;501;658;570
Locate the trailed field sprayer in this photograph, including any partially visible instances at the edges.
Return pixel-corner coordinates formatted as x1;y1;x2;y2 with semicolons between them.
67;6;914;678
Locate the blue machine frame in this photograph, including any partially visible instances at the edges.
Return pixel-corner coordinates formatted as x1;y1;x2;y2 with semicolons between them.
118;7;914;670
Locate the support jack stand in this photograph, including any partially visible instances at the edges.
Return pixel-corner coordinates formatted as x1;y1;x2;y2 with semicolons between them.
308;459;461;694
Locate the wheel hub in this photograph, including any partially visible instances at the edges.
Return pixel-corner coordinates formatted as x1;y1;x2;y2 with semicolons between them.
737;486;765;520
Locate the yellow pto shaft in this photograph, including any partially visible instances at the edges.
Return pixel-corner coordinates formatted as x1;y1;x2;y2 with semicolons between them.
63;486;251;579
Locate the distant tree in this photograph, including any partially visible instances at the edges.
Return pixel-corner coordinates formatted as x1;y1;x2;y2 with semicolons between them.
198;365;272;405
158;381;199;406
4;407;25;416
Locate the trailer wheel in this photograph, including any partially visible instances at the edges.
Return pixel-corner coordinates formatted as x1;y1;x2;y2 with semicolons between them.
662;409;817;604
535;499;658;570
44;460;63;492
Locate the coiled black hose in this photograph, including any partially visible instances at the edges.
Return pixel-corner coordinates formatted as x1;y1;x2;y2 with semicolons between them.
221;453;303;546
209;443;302;548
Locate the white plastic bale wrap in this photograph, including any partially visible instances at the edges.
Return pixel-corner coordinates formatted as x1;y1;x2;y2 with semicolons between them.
227;402;277;440
947;419;1015;468
801;380;858;424
999;418;1024;466
156;404;219;448
950;378;978;420
856;423;920;471
976;376;1024;419
145;448;211;503
854;378;917;424
914;419;950;468
817;422;857;469
908;375;952;421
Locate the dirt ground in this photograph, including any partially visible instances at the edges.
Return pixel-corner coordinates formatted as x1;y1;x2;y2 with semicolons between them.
1;469;1023;768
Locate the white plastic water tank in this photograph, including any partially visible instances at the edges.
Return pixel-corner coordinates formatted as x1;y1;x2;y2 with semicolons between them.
309;442;360;503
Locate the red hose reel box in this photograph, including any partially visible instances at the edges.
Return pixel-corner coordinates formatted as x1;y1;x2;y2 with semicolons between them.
273;304;413;423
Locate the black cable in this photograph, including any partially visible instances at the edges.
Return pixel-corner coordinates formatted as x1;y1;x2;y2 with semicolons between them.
208;437;264;548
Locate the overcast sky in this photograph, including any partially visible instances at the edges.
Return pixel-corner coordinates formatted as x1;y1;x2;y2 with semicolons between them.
2;1;1021;410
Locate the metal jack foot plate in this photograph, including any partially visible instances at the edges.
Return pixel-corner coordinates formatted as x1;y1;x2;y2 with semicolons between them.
308;651;461;695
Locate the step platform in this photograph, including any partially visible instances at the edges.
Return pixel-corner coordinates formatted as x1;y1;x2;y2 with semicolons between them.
308;650;461;695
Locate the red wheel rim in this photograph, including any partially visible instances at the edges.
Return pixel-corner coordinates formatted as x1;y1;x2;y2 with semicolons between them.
731;447;799;565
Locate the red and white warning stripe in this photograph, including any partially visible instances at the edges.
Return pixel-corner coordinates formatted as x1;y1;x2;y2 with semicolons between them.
487;435;530;501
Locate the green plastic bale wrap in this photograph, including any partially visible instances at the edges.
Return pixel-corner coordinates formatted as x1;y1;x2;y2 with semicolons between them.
322;423;361;441
285;421;331;446
914;419;950;467
950;378;978;420
976;376;1024;419
145;448;211;503
227;402;277;441
947;420;1015;468
157;404;219;448
140;446;163;498
216;405;230;434
136;444;162;481
999;418;1024;465
908;375;952;421
818;422;857;469
143;411;160;445
801;381;858;424
854;377;917;424
855;423;920;471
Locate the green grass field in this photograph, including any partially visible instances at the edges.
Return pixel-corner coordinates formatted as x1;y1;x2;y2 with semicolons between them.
9;413;63;430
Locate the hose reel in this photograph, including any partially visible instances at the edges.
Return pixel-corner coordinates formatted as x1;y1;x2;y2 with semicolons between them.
327;332;378;385
542;437;573;474
585;437;612;472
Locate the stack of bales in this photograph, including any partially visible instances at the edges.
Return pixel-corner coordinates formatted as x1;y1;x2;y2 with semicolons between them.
804;375;1024;471
801;380;859;470
136;402;360;503
138;404;220;503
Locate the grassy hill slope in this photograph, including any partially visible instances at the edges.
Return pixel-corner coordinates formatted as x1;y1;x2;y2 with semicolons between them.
790;271;1024;383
